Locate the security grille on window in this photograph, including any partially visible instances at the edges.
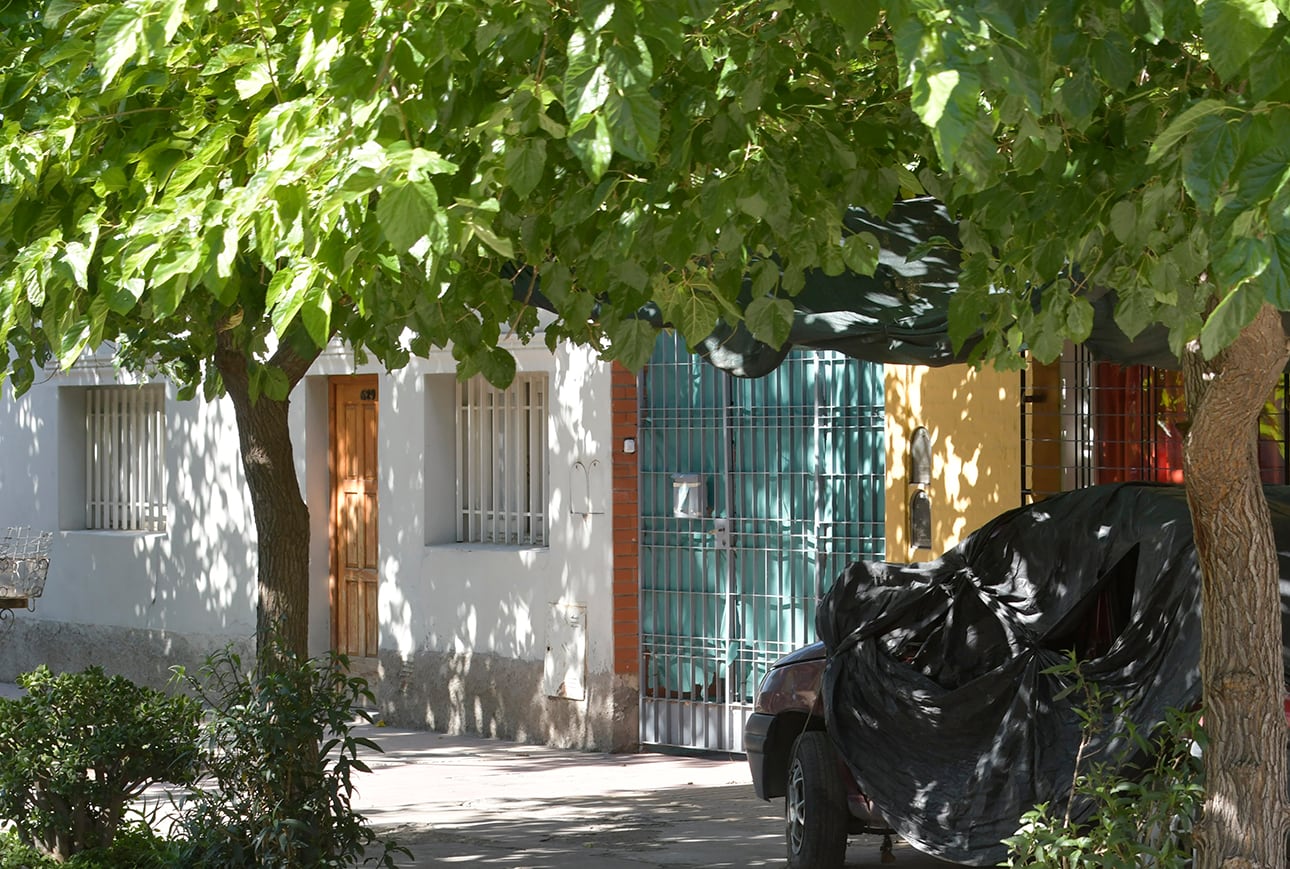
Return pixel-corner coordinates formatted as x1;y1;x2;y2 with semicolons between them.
456;374;549;546
85;385;166;532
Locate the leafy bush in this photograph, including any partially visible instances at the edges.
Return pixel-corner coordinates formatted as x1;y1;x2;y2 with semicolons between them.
1002;655;1204;868
171;639;406;867
0;823;185;868
0;666;201;861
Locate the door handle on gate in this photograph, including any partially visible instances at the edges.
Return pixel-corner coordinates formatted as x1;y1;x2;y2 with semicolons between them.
711;518;731;550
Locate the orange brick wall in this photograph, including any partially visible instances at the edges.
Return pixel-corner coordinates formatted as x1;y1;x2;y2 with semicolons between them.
611;363;640;677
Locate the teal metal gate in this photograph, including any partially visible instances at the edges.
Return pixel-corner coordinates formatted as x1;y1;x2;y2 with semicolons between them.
639;336;885;751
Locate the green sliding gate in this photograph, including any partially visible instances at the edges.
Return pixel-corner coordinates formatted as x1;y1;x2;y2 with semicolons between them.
639;335;885;752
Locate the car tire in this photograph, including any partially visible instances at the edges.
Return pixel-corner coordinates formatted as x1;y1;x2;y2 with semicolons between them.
785;730;848;869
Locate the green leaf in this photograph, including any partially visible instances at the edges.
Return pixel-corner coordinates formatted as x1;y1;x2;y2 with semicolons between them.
476;346;517;388
563;31;609;120
1182;115;1239;212
821;0;879;48
466;218;515;258
912;66;982;170
1065;296;1094;341
609;318;657;371
150;241;201;291
505;139;547;199
265;264;297;311
745;296;794;348
1148;99;1231;164
1201;283;1264;356
1202;0;1279;82
261;365;291;401
841;231;881;275
1055;71;1101;130
151;271;189;318
737;192;768;220
1090;31;1135;91
1109;200;1137;245
666;288;720;346
235;61;275;100
95;5;145;89
539;261;573;307
604;86;660;163
385;143;458;178
269;266;312;337
376;181;438;253
43;0;78;24
1114;288;1157;340
568;113;613;181
1253;233;1290;306
56;308;92;369
750;259;780;296
1213;235;1271;292
602;35;654;90
62;241;92;289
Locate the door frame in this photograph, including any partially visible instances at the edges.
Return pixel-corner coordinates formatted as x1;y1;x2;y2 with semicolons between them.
328;374;379;655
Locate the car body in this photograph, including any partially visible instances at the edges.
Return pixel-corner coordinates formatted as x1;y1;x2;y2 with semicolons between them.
745;641;892;869
747;641;1290;869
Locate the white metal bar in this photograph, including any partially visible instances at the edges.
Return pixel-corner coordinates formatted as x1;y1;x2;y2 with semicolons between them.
477;379;487;542
86;389;96;529
455;379;465;542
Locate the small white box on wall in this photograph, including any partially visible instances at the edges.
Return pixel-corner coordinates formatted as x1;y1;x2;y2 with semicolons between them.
543;602;587;701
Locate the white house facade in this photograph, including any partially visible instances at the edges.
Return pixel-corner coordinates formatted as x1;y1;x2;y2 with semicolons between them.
0;337;638;750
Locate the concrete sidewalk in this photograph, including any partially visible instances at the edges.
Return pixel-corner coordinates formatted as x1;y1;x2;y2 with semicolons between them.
2;680;956;867
349;726;959;868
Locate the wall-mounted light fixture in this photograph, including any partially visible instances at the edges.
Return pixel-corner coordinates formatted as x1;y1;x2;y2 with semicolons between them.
672;473;706;518
910;490;932;550
623;437;636;454
909;426;933;551
910;427;932;486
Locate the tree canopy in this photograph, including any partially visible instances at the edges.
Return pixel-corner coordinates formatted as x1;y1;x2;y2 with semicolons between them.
5;1;1290;865
0;0;929;396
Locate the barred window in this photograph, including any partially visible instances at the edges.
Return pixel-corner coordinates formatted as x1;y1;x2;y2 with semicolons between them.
456;374;548;546
85;385;166;531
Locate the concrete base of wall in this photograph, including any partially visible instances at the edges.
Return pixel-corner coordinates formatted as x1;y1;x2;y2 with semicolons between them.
0;621;644;754
0;618;253;691
376;649;641;753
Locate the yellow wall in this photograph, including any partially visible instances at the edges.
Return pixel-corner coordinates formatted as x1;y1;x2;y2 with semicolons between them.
885;364;1022;559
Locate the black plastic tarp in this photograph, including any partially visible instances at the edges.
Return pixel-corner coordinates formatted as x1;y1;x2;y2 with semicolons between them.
817;482;1290;866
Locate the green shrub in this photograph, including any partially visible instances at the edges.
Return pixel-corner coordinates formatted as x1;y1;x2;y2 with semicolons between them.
1002;655;1204;868
171;638;407;867
0;824;186;868
0;666;201;862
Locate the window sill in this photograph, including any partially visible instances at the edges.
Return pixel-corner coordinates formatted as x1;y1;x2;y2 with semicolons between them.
424;542;549;554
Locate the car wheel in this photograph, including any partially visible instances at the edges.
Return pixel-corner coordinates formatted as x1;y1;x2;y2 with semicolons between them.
785;730;848;869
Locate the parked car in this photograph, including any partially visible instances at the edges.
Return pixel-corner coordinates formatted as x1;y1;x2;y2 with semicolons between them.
744;641;891;869
747;483;1290;869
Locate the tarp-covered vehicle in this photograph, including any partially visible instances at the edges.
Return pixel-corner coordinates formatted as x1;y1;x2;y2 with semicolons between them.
746;482;1290;867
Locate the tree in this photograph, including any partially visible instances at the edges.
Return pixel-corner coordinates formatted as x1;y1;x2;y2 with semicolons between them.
878;2;1290;866
0;0;918;664
3;0;1288;864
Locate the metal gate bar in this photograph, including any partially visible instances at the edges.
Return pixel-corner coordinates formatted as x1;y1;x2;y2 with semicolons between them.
639;336;884;752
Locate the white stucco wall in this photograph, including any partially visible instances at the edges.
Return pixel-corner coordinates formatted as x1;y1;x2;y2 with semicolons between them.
0;339;622;745
297;339;616;682
0;356;258;639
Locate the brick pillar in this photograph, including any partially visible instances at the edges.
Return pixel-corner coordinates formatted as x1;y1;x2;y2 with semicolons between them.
610;362;641;750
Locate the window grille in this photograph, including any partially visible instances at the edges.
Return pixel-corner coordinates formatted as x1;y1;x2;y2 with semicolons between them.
1022;346;1290;501
85;385;166;531
455;374;548;546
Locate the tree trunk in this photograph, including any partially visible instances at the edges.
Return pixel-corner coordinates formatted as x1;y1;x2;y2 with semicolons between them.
214;333;320;665
1184;302;1290;869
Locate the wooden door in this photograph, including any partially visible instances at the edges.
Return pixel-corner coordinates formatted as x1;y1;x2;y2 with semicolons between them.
330;376;379;661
